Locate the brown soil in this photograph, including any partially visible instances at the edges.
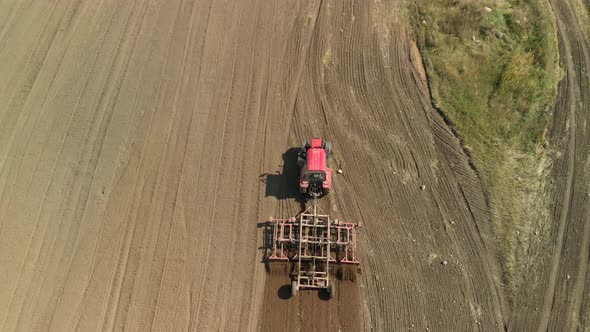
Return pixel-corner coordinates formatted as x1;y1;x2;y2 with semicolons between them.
0;0;587;331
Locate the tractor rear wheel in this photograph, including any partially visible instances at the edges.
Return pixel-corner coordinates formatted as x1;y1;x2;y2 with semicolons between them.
297;156;305;167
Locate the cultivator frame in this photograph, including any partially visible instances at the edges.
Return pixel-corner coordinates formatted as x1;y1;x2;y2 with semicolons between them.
268;200;359;295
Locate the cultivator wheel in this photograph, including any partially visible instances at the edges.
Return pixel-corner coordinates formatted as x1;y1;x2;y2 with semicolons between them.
327;284;333;299
291;280;298;298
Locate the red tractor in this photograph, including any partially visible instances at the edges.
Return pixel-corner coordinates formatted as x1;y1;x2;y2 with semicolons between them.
297;137;332;198
268;137;360;299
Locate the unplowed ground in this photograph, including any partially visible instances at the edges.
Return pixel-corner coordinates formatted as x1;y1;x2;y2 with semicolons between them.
508;0;590;330
0;0;587;331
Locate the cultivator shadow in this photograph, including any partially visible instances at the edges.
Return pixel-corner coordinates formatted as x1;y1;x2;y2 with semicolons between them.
268;200;359;298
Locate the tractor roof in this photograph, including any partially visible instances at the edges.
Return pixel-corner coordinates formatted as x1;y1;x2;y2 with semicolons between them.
307;147;326;171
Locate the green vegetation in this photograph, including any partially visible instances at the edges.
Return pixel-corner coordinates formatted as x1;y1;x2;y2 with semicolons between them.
412;0;561;291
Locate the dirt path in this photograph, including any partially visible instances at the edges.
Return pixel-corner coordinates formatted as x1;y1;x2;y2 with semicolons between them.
538;0;590;330
540;1;590;329
506;0;590;330
0;0;507;331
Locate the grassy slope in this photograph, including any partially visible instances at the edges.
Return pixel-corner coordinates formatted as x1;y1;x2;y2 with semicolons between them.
411;0;561;294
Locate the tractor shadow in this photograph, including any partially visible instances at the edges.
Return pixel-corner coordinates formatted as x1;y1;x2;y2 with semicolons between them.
259;147;306;211
257;147;309;297
257;147;306;265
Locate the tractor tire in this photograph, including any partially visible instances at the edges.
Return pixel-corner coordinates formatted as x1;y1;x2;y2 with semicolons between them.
291;280;298;298
301;140;309;150
297;156;305;167
324;141;332;158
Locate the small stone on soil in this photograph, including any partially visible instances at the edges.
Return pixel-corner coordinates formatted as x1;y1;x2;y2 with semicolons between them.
420;185;426;190
337;169;343;174
484;6;492;12
442;260;448;265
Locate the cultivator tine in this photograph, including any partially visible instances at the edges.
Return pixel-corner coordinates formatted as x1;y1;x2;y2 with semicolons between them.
268;217;293;261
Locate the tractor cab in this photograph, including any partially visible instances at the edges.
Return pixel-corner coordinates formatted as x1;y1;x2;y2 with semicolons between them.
298;138;332;197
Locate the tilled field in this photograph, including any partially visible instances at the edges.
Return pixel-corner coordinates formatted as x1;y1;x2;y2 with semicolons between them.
259;1;505;330
0;0;588;331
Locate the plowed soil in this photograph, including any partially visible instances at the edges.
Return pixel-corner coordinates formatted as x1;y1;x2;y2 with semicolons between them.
0;0;588;331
